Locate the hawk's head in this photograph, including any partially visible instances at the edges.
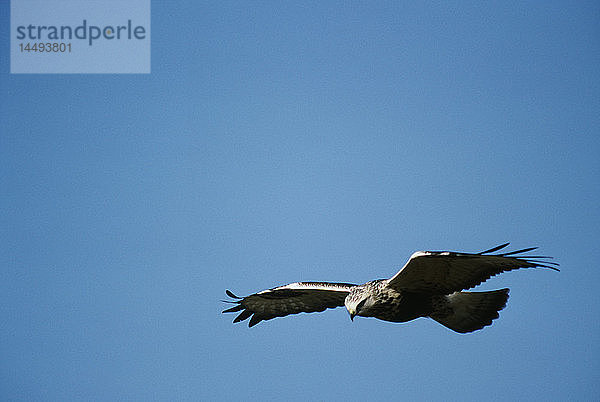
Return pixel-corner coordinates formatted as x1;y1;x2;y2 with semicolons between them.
344;285;374;321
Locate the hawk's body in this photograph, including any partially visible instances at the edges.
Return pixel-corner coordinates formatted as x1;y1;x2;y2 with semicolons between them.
223;244;558;333
345;280;432;323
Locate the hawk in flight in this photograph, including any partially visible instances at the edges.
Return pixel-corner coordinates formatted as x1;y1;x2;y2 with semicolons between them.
223;243;558;333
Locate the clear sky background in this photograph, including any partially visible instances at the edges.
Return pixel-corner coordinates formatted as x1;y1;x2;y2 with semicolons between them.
1;1;599;401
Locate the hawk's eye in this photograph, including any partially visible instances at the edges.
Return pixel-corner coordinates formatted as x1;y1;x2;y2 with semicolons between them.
356;299;367;313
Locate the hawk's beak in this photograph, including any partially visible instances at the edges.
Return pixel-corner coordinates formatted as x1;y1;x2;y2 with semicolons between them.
349;310;356;321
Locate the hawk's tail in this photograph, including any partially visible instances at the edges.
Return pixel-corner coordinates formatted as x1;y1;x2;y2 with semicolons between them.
430;289;509;333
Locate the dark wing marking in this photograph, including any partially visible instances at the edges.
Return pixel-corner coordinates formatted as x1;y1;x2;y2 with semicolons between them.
386;243;559;294
222;282;356;327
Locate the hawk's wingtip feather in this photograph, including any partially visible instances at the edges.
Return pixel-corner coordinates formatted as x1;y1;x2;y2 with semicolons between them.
226;290;242;299
479;243;510;254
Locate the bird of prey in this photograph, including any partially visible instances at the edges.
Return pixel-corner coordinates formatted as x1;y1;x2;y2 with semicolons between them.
223;243;558;333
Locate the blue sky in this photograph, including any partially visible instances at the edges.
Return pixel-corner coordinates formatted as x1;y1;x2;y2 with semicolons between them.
1;1;599;401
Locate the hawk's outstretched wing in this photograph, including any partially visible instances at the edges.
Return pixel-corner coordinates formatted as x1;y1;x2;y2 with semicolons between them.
222;282;356;327
386;243;559;294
